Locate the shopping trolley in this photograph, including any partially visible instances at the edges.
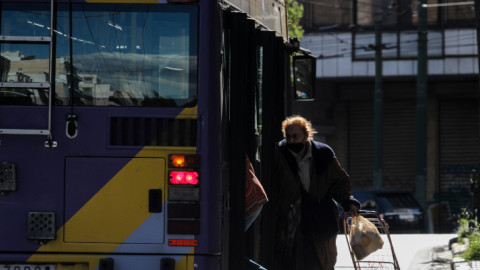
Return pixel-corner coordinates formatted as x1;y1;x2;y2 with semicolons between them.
343;210;401;270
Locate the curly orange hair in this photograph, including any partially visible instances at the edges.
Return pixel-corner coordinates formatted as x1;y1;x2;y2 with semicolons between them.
281;115;317;141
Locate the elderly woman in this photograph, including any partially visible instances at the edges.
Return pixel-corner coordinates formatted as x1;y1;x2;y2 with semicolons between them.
273;115;360;270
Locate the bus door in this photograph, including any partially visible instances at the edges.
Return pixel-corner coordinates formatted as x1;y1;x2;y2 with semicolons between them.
222;9;288;270
0;2;199;269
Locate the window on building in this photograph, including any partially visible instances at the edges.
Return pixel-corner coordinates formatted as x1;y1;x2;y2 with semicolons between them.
299;0;475;29
83;77;93;84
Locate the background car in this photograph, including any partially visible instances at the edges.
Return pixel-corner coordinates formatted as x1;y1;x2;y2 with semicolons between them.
348;189;426;233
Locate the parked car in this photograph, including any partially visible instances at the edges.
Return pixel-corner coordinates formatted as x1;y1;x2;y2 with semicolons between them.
348;189;426;233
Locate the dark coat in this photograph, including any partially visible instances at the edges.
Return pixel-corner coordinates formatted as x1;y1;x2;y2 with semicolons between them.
273;140;360;255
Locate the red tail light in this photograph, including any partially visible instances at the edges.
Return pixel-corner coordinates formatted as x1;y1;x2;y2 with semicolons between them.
170;171;199;185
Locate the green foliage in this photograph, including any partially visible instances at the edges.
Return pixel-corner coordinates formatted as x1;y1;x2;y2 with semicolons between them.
458;220;472;243
456;209;480;260
286;0;304;40
464;233;480;261
458;218;469;244
457;209;479;242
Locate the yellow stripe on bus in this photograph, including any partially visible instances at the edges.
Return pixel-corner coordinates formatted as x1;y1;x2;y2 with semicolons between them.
63;158;165;243
28;156;164;249
28;153;194;269
25;250;194;270
28;108;198;268
179;106;197;116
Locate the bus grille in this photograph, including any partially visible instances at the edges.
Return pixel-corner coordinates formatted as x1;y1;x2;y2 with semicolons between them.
109;117;197;147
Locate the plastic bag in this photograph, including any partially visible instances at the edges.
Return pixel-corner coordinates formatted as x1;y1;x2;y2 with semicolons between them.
349;215;384;260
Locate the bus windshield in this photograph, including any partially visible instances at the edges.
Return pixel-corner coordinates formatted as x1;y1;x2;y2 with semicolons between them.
0;3;198;107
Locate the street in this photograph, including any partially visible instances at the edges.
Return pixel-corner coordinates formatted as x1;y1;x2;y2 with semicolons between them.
335;233;457;269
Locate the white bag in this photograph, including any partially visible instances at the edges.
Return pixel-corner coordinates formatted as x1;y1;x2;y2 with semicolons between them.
349;215;384;260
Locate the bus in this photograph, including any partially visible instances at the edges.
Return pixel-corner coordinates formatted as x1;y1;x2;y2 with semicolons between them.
0;0;313;269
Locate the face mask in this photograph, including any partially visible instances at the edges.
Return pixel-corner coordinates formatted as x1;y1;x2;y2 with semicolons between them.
287;142;305;153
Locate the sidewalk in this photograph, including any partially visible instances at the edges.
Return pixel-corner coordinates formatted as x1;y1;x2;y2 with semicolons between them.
414;237;480;270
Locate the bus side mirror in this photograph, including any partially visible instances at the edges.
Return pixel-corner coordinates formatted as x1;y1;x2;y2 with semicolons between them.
293;54;316;100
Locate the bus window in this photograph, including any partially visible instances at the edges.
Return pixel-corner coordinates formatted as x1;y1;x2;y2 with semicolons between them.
0;3;51;105
0;4;198;107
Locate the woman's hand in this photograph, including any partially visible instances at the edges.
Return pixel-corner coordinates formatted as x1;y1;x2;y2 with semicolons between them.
349;204;360;216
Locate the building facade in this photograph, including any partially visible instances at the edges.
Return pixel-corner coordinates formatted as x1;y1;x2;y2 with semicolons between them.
295;0;479;232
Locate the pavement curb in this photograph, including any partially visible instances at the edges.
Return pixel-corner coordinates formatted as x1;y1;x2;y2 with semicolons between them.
449;238;480;270
430;245;453;269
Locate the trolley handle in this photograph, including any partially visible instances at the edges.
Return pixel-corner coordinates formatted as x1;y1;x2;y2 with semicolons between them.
358;209;377;214
343;210;386;224
343;209;377;216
